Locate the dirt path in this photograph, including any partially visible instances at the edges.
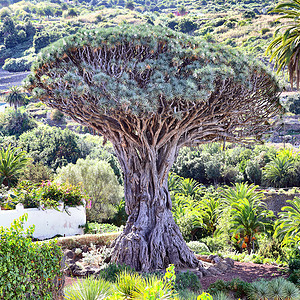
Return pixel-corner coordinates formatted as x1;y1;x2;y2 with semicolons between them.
199;261;287;290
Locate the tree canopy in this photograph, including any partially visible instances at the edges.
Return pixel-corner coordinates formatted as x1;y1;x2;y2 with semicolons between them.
27;25;281;145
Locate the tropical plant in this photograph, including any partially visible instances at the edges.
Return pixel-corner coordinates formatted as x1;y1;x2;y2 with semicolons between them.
0;145;30;187
230;197;273;254
221;182;264;205
5;86;27;109
275;197;300;246
222;183;273;253
26;24;281;271
64;276;112;300
263;155;295;188
266;0;300;89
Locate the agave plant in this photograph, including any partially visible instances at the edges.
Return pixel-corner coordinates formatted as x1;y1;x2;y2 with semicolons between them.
114;271;144;299
64;276;113;300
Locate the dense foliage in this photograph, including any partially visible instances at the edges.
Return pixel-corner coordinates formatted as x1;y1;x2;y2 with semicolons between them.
0;214;63;300
57;158;123;222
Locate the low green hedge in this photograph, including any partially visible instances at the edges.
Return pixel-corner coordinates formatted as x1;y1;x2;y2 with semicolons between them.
0;214;63;300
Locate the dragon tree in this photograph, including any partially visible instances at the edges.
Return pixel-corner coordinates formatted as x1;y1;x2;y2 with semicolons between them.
26;25;281;272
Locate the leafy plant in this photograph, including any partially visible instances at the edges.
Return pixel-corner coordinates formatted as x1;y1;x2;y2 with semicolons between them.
0;214;63;299
0;145;30;187
175;271;202;293
64;276;112;300
275;197;300;247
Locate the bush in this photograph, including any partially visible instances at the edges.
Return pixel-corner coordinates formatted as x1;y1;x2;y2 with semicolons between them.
50;109;65;122
0;214;64;299
5;180;86;210
84;222;121;234
19;161;53;184
3;55;36;72
0;108;36;137
57;158;123;222
98;263;134;283
18;126;83;169
175;271;202;293
187;241;210;253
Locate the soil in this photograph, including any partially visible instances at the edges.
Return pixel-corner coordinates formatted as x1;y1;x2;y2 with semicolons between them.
64;261;288;291
199;261;288;290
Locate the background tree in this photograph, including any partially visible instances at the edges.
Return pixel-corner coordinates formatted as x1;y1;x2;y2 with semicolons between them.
5;86;27;110
26;25;281;271
57;158;124;222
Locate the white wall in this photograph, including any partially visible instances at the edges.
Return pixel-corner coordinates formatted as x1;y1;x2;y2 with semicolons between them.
0;204;86;239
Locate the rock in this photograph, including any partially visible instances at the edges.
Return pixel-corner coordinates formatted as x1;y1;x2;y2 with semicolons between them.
224;257;234;268
64;249;75;260
192;270;203;279
195;254;212;263
207;254;221;264
198;267;211;277
216;261;228;272
207;266;222;276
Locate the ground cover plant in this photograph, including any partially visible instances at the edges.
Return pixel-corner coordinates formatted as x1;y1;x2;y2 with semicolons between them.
25;23;281;271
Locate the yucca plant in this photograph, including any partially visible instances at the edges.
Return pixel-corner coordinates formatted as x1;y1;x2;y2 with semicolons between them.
0;145;30;187
64;276;113;300
114;271;145;299
5;86;27;110
132;276;175;300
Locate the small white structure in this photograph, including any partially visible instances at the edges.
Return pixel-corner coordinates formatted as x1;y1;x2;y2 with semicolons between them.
0;204;86;239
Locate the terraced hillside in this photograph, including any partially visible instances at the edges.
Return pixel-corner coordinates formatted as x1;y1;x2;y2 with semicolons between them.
0;69;29;92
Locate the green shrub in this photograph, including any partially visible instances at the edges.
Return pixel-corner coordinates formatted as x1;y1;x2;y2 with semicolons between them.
175;271;202;293
98;263;134;283
0;214;63;299
64;276;112;300
84;222;121;234
3;55;36;72
289;259;300;272
50;109;65;122
57;158;123;222
187;241;210;253
5;180;86;210
18;126;83;170
0;108;36;137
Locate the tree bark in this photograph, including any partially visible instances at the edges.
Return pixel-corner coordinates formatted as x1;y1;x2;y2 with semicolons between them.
110;142;199;272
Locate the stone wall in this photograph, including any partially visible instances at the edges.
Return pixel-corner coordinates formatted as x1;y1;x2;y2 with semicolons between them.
262;192;300;215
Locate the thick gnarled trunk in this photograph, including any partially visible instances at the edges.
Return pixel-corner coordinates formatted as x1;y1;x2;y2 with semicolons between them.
111;143;199;271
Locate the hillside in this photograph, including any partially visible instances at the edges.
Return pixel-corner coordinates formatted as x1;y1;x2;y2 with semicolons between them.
0;0;288;90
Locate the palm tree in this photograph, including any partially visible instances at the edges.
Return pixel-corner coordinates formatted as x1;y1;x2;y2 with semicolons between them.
0;145;30;187
222;183;273;253
6;86;26;110
266;0;300;89
275;197;300;246
263;149;295;187
230;197;273;254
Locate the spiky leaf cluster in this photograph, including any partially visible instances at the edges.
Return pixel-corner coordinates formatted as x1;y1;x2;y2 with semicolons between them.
26;25;279;114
